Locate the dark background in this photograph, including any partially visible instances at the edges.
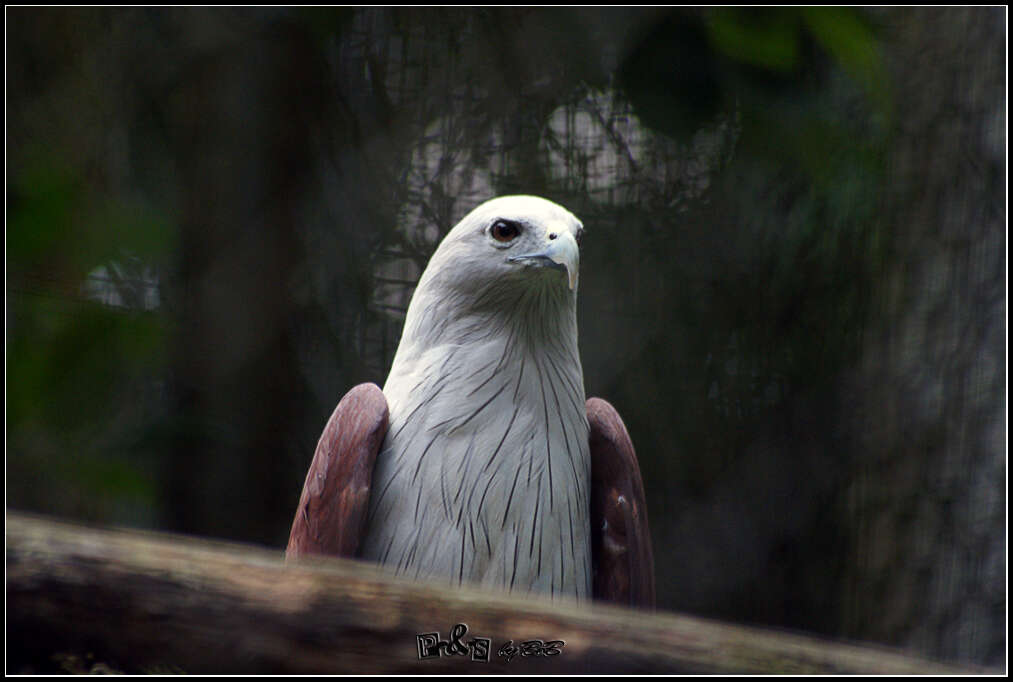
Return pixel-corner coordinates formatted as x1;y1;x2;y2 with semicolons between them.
6;7;1005;667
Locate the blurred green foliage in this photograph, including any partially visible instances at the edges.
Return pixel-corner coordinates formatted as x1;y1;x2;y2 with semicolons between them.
10;156;173;276
619;7;889;139
8;153;172;524
595;6;890;489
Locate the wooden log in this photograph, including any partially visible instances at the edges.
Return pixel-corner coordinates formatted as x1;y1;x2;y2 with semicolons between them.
6;512;985;674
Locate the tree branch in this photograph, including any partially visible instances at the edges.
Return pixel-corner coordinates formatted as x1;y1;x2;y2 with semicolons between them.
6;512;984;674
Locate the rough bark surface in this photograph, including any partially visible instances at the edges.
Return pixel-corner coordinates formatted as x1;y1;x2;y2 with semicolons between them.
6;513;985;674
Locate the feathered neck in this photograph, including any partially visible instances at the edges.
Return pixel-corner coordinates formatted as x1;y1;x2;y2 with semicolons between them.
388;273;579;385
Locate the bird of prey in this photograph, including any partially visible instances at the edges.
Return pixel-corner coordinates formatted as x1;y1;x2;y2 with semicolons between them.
287;195;654;608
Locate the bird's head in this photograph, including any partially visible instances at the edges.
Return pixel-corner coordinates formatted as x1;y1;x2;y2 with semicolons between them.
397;195;585;354
422;195;584;300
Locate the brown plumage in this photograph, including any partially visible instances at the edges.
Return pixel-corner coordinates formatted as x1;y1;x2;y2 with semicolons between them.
286;384;388;558
587;397;656;608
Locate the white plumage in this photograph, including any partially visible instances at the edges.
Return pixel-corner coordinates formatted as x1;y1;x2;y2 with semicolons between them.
359;195;592;600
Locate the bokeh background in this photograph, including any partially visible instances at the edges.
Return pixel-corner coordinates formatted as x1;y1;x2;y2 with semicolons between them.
6;7;1005;668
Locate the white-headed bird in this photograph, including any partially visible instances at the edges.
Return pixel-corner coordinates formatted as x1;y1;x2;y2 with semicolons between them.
287;196;654;608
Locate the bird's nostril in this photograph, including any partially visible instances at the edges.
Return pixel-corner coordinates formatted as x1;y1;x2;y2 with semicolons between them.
548;233;557;240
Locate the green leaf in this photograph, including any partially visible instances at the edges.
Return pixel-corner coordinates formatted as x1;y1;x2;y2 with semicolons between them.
802;7;891;115
707;8;802;72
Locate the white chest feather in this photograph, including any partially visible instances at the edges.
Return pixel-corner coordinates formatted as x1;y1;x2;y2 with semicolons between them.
360;336;591;600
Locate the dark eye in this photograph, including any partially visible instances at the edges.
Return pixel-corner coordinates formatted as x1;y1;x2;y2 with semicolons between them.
575;227;584;247
490;219;521;243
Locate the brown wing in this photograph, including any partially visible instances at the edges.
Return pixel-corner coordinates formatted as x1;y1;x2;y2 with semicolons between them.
286;383;389;560
587;397;656;609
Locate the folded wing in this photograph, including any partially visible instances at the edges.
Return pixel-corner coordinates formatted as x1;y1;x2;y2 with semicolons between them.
286;383;389;559
587;397;656;608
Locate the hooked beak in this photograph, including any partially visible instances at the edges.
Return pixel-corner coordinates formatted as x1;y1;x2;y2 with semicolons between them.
508;230;580;291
